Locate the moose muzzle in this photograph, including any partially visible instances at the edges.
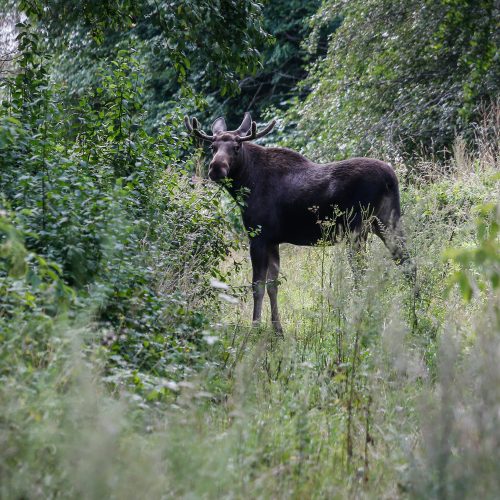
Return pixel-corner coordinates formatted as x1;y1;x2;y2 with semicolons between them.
208;158;229;181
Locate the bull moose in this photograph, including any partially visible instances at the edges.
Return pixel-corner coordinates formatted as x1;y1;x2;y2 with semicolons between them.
185;113;414;334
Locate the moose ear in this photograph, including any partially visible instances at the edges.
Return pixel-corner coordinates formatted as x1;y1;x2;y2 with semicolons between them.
212;117;227;135
236;112;252;136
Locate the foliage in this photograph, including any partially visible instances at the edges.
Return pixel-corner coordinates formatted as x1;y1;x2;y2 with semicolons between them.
14;0;270;125
0;21;241;389
446;200;500;301
292;0;499;159
4;0;340;129
217;0;338;124
1;1;500;498
0;211;74;373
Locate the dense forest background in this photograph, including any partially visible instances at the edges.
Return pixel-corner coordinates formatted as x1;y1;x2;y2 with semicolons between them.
1;0;499;498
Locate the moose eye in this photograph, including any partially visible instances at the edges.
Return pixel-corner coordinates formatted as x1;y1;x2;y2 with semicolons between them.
234;145;240;153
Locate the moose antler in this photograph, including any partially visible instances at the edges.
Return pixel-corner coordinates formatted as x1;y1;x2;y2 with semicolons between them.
237;119;276;142
184;116;214;142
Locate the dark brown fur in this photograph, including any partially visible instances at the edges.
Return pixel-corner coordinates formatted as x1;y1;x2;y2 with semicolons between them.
186;114;414;334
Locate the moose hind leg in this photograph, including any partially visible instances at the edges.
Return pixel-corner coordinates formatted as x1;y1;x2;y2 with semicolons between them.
250;240;269;326
267;244;283;335
376;218;419;329
376;217;416;285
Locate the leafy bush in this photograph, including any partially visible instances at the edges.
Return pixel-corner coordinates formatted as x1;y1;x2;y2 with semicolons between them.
290;0;499;159
445;201;500;301
16;0;269;128
0;210;74;374
0;24;240;388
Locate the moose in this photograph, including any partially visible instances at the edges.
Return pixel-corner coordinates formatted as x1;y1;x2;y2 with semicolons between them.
185;113;414;334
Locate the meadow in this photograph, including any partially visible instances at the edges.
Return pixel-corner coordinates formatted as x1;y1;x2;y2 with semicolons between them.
2;136;498;498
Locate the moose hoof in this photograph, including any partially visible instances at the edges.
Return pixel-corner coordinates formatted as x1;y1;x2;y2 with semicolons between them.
273;322;284;338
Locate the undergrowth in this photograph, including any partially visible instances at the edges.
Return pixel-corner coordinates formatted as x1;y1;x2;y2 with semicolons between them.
1;138;498;498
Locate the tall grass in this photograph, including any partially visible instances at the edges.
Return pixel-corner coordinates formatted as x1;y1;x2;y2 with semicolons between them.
1;139;498;498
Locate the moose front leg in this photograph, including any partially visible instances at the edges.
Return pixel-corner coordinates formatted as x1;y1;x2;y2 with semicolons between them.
250;240;269;326
267;244;283;335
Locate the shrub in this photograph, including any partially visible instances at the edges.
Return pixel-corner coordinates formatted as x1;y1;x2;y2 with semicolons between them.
0;26;240;388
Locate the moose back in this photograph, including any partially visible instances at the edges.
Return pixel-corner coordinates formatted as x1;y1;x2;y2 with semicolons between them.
185;113;413;334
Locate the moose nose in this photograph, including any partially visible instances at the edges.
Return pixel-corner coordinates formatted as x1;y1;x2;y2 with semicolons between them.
209;159;229;181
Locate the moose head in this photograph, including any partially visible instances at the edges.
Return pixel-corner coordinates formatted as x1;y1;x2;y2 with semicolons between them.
184;113;276;181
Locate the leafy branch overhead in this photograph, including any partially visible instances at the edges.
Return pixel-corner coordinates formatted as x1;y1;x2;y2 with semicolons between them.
20;0;270;99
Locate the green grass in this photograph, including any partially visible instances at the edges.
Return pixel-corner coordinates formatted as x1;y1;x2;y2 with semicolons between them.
1;153;499;499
